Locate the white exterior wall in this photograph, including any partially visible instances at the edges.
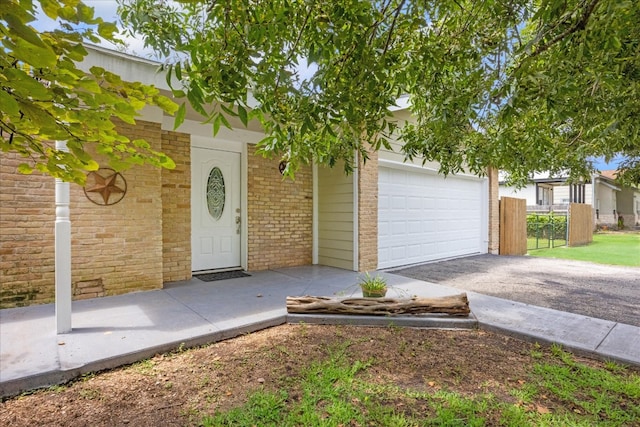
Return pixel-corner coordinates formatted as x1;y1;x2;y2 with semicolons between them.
595;183;618;225
554;186;569;204
498;185;537;205
553;184;593;205
614;187;640;227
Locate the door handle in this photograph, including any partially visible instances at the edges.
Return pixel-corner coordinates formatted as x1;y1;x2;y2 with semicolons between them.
235;215;241;234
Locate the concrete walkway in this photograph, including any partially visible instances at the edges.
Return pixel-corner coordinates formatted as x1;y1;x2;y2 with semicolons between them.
1;266;639;398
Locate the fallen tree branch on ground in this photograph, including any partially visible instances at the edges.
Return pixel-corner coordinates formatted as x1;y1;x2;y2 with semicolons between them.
286;294;470;317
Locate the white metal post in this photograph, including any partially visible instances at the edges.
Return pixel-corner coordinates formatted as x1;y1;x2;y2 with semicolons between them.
55;140;72;333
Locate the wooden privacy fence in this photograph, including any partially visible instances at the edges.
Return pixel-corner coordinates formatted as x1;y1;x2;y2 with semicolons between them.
568;203;593;246
500;199;593;254
499;197;527;255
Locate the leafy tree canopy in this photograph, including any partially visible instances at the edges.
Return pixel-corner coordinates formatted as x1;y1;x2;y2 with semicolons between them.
119;0;639;186
1;0;178;184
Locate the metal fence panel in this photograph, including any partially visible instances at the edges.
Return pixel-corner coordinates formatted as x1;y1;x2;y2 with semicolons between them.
527;213;568;251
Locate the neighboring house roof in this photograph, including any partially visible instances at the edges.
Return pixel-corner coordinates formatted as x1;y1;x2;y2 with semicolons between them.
599;170;618;180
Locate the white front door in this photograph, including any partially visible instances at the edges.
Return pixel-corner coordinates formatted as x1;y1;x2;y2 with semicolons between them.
192;147;241;271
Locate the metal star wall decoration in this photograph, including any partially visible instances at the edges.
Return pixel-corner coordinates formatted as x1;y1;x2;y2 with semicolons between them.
84;168;127;206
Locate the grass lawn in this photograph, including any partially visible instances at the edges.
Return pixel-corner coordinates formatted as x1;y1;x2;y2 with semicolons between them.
527;237;567;251
529;232;640;267
2;325;638;426
203;342;640;427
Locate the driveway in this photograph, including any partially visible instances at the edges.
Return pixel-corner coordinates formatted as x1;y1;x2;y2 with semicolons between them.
391;254;640;327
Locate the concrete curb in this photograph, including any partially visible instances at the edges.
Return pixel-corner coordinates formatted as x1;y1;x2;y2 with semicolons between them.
0;311;477;398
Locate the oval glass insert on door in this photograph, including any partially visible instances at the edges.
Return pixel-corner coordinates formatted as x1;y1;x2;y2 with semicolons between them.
207;167;225;220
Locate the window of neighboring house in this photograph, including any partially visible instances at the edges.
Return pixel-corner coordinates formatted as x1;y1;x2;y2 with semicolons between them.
536;185;552;205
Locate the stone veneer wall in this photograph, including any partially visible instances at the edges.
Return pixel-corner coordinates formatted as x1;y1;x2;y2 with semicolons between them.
0;120;168;308
161;130;191;282
357;149;378;272
488;167;500;254
247;155;312;270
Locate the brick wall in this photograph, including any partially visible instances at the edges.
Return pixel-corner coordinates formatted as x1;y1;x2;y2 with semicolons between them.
357;149;378;272
0;153;56;307
488;167;500;254
70;120;164;299
0;120;168;308
247;155;312;270
161;130;191;282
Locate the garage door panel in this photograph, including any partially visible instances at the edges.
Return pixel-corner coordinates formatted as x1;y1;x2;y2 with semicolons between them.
391;195;406;210
407;197;422;210
391;222;406;235
407;220;421;233
378;167;486;269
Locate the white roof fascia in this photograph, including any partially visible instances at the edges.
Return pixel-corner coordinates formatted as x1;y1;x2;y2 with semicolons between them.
598;180;621;192
389;94;411;111
80;44;172;91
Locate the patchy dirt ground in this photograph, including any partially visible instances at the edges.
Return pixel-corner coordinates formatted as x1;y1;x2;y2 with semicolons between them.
1;324;631;426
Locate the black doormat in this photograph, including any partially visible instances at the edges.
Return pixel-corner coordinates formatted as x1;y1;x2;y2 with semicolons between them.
194;271;251;282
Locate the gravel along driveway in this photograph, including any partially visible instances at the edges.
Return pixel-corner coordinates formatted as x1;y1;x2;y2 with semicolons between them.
391;254;640;327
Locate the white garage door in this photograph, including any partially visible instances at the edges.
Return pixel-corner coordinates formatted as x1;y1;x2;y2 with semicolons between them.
378;166;487;269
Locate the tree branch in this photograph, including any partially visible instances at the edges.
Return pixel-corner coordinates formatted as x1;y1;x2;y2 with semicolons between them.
382;0;406;55
529;0;601;60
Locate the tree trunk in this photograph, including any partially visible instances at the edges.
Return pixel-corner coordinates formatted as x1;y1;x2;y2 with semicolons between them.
286;294;470;317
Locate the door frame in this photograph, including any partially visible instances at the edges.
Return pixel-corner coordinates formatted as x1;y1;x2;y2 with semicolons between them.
191;135;248;272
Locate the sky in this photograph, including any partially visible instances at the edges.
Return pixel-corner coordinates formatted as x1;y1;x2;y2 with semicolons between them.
34;0;157;58
591;156;623;172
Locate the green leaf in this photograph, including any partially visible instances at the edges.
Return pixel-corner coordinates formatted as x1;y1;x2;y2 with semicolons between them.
153;94;179;114
174;103;186;130
186;89;207;116
89;66;106;77
218;113;232;130
65;43;88;62
132;139;150;149
17;163;34;174
103;71;123;85
76;78;101;93
220;103;237;117
76;3;96;23
213;113;222;136
165;63;173;88
9;38;57;68
158;155;176;169
0;89;21;116
97;22;118;40
237;104;248;126
85;160;100;171
4;13;47;49
39;0;60;20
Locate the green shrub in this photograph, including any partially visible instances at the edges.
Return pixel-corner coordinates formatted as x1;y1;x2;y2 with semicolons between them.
527;214;567;239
